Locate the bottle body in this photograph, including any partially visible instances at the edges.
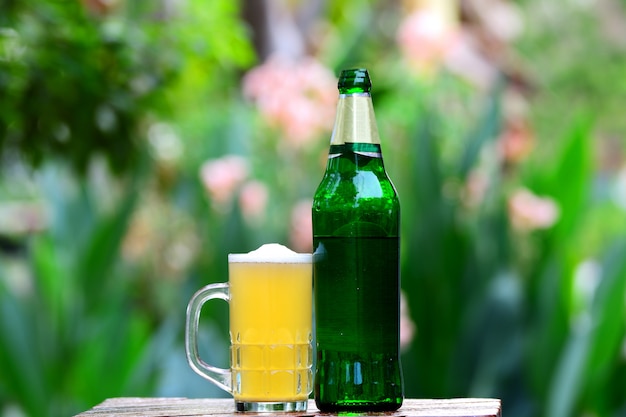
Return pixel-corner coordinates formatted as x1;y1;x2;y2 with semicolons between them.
312;69;403;412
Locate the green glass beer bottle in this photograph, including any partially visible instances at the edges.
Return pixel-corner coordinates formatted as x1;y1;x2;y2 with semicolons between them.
312;68;403;412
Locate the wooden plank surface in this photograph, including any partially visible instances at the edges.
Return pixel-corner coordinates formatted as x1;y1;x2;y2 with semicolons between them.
74;398;501;417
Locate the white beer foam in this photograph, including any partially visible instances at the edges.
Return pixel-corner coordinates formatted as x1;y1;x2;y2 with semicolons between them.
228;243;312;263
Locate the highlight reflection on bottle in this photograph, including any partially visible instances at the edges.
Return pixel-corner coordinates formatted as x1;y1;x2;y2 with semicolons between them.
312;68;403;412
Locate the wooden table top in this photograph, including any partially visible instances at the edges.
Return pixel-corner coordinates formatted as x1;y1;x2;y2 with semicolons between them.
74;398;501;417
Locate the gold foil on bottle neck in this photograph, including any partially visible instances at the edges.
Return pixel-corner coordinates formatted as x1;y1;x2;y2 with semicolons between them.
330;94;380;145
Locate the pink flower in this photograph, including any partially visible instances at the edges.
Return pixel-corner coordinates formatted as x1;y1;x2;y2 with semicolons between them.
498;119;535;165
396;1;501;89
396;5;460;75
473;0;524;43
400;291;416;352
199;155;249;210
239;180;269;226
242;55;336;147
80;0;119;15
463;170;489;208
442;31;498;90
508;188;560;231
289;199;313;253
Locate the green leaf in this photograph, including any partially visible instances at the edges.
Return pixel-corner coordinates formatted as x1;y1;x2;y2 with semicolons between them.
547;238;626;417
74;175;140;304
528;114;594;240
457;79;503;179
0;276;48;416
584;239;626;413
31;235;69;340
547;317;590;417
67;303;153;410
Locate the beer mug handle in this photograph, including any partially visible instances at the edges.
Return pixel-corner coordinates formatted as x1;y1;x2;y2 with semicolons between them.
185;283;232;394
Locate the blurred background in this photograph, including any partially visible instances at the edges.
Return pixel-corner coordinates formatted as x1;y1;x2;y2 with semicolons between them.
1;0;626;416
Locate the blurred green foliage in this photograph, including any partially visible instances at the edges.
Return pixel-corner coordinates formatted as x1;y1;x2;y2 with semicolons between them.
0;0;253;174
1;1;163;173
1;1;626;417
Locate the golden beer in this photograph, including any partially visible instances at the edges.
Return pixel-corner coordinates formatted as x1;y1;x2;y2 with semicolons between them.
229;259;313;402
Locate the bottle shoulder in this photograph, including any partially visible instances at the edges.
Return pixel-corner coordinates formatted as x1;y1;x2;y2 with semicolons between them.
320;144;391;175
314;169;399;203
314;144;398;203
312;155;400;238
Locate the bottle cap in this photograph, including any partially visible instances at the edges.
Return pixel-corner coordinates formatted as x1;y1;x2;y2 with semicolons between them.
338;68;371;94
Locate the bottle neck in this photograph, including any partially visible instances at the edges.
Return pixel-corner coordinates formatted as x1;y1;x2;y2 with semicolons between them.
329;93;380;146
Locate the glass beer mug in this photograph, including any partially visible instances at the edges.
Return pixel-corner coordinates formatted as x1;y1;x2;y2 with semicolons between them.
185;244;313;412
